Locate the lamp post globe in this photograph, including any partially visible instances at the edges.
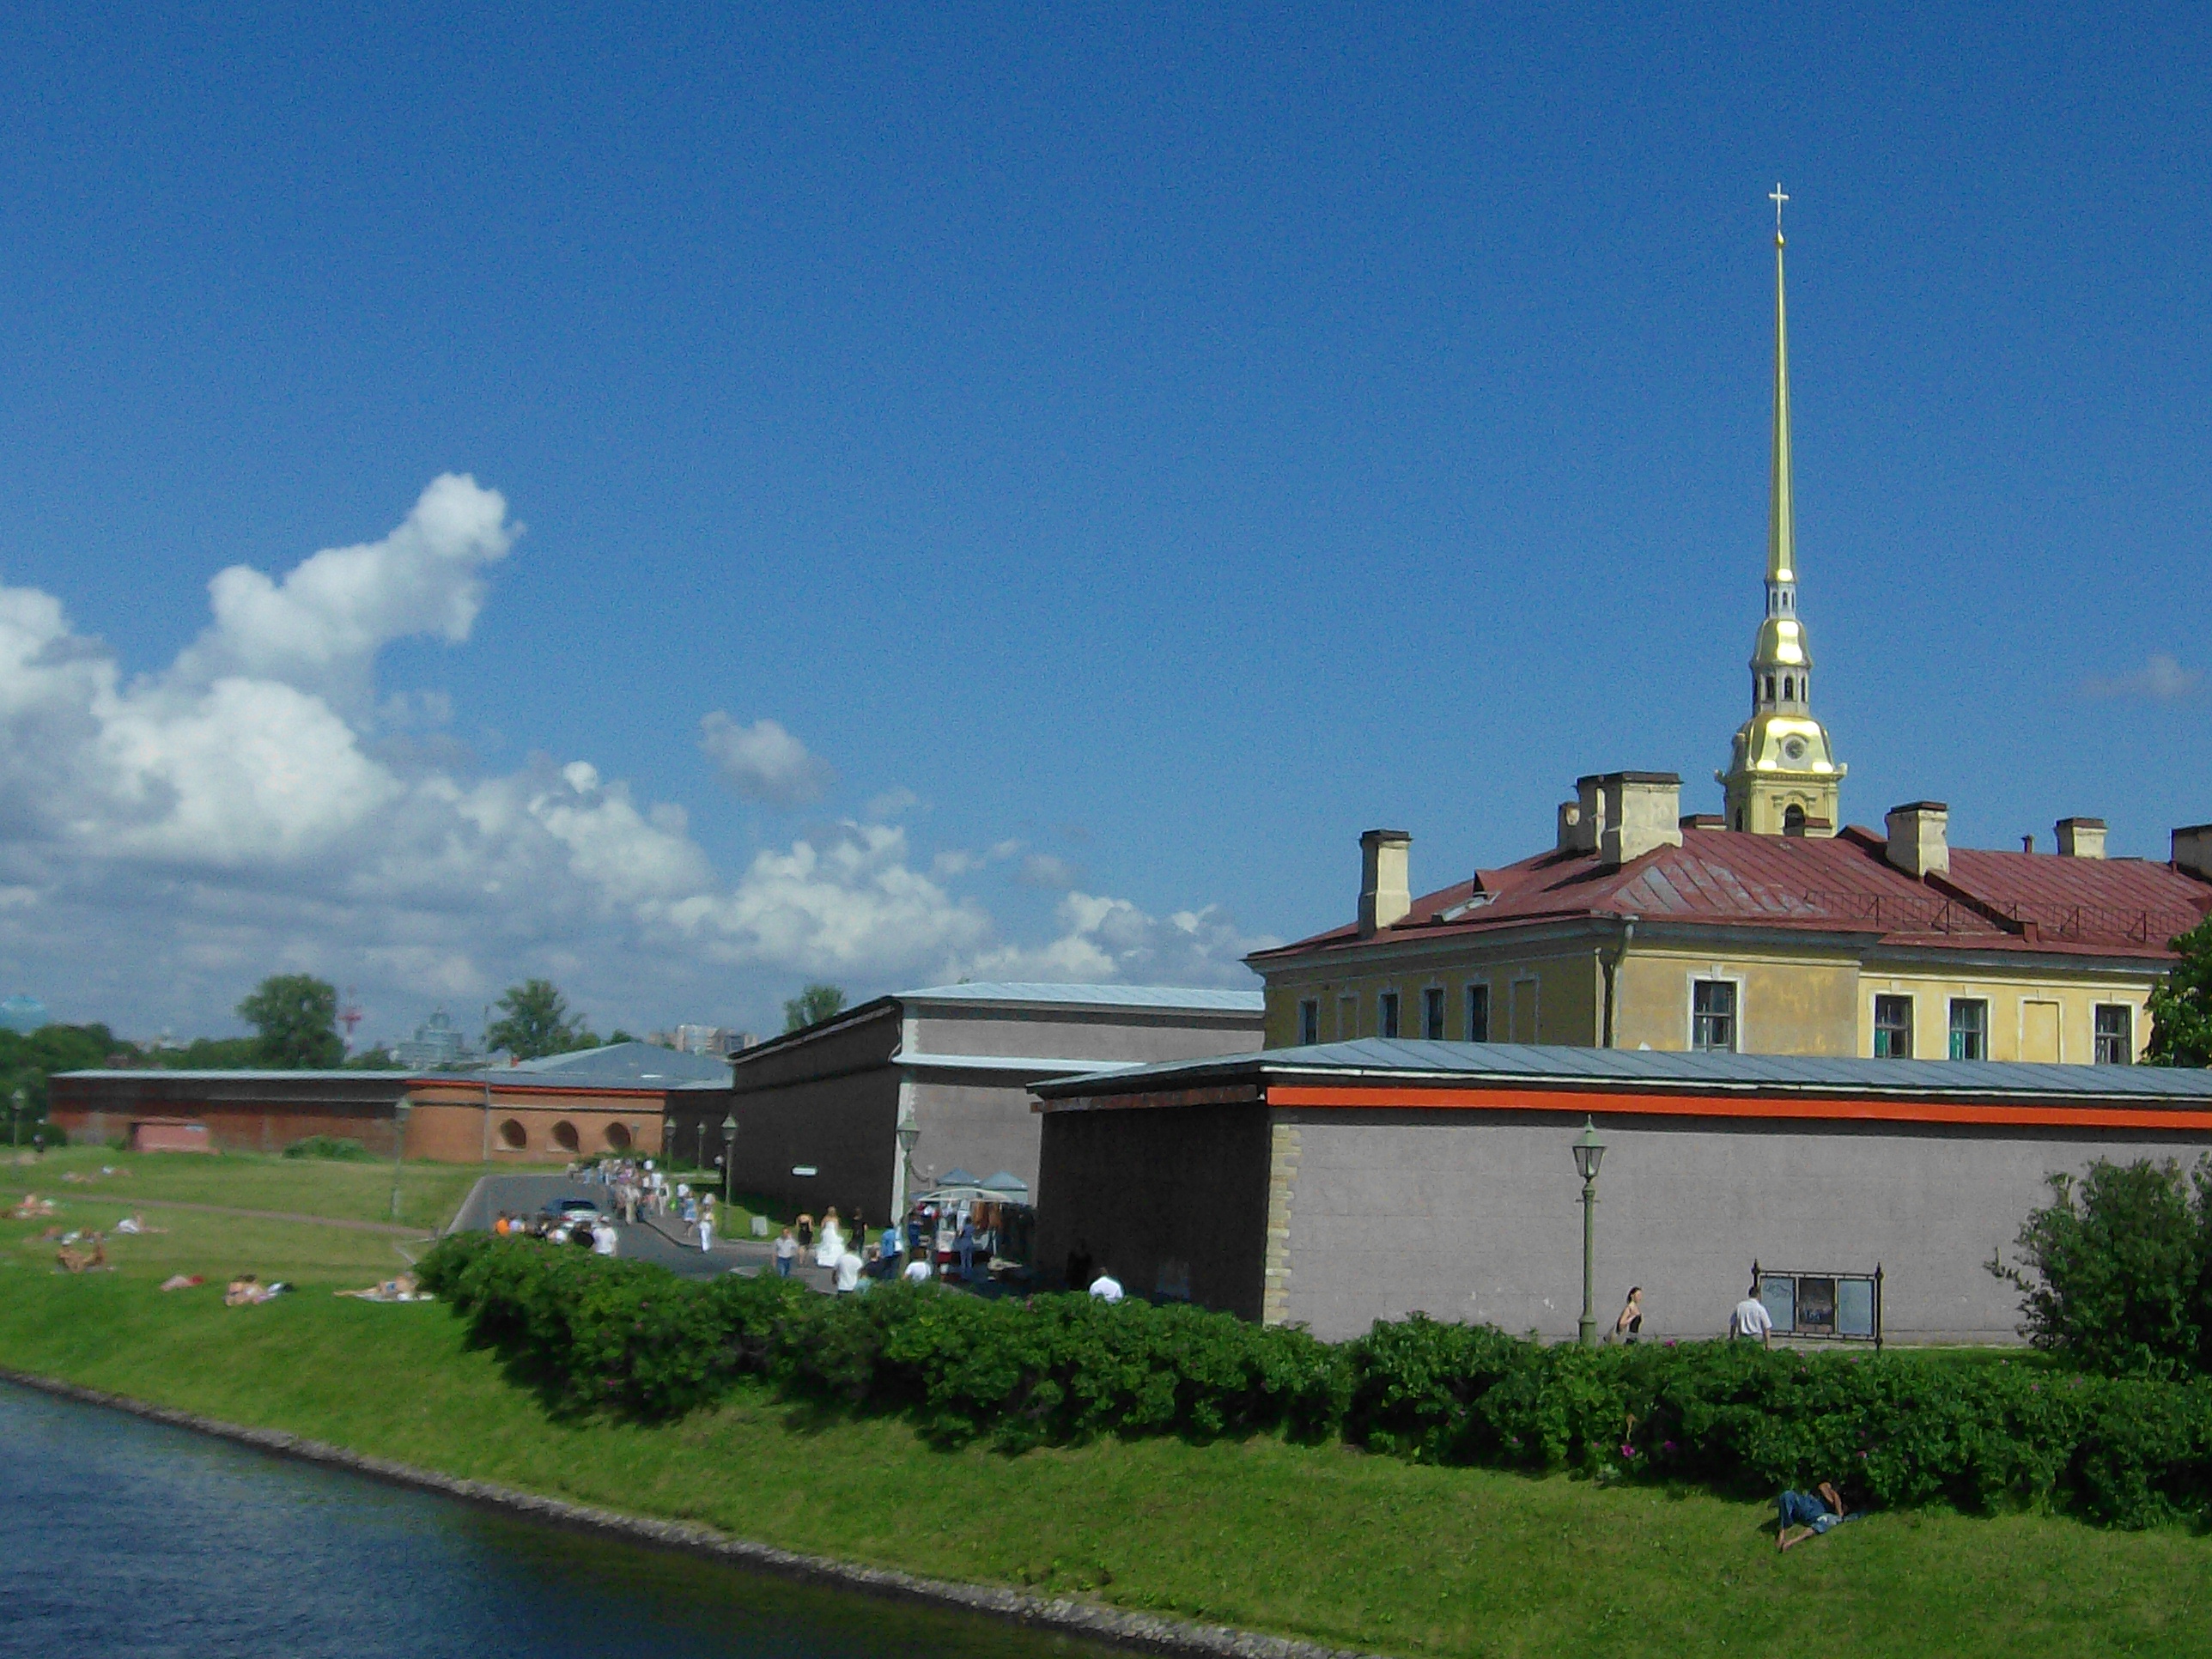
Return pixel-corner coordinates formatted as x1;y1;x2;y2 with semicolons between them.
1571;1117;1606;1346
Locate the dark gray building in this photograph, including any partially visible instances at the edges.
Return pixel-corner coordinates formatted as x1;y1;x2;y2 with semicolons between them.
700;982;1262;1228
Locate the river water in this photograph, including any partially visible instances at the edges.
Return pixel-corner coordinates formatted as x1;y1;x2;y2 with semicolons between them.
1;1382;1103;1659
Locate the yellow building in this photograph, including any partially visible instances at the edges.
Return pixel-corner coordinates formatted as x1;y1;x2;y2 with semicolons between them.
1249;204;2212;1063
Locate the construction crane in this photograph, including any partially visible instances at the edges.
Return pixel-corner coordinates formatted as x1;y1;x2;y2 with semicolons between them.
339;987;362;1041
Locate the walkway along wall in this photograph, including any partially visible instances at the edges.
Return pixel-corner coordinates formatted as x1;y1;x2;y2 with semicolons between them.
1032;1042;2212;1344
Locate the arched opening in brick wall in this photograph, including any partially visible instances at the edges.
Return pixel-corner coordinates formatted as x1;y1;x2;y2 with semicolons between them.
551;1120;580;1153
497;1118;527;1151
603;1121;632;1152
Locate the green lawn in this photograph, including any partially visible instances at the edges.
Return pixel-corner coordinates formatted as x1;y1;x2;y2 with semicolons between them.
3;1181;2209;1657
9;1142;489;1233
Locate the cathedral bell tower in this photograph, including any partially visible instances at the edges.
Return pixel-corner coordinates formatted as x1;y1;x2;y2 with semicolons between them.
1719;186;1844;836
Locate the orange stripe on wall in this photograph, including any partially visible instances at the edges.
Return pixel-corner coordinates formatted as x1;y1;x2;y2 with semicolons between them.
1264;1085;2212;1133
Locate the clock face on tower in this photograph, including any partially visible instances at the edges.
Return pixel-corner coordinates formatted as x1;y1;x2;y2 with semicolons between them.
1782;736;1808;764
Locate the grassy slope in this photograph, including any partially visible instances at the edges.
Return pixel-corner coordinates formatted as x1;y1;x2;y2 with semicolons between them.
3;1186;2209;1657
11;1144;489;1232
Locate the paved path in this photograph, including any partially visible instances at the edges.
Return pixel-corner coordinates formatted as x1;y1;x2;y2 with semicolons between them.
462;1173;833;1285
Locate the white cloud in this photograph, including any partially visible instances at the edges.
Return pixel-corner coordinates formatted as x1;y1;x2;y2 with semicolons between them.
960;891;1277;988
0;478;1261;1036
172;474;514;709
699;713;837;805
670;823;988;974
2082;653;2200;702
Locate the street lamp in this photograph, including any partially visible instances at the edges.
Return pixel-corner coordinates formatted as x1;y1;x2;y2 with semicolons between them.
390;1096;415;1223
9;1088;23;1150
720;1113;737;1206
894;1115;921;1219
1571;1117;1606;1346
694;1118;706;1171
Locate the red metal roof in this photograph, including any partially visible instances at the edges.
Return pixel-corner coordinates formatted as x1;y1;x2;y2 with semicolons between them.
1252;825;2211;963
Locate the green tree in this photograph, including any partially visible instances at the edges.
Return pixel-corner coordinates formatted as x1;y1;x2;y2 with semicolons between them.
1989;1157;2210;1377
783;982;848;1033
2148;918;2212;1067
152;1036;262;1069
236;975;343;1068
0;1023;124;1140
485;978;592;1060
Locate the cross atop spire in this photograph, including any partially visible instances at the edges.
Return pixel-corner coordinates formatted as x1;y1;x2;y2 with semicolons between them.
1769;183;1788;241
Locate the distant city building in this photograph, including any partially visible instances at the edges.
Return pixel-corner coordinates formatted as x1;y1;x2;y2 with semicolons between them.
394;1008;476;1069
660;1024;757;1057
0;994;50;1035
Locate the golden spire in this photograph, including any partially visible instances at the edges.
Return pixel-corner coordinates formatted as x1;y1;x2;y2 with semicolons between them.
1768;184;1794;586
1719;183;1844;837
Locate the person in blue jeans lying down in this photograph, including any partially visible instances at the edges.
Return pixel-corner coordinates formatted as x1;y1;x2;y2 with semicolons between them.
1777;1481;1850;1551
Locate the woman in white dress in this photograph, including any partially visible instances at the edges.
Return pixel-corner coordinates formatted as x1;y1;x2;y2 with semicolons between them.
814;1205;844;1269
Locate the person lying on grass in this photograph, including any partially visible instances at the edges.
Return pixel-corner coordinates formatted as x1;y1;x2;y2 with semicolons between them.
224;1273;290;1306
335;1273;422;1302
54;1235;107;1273
1777;1482;1850;1551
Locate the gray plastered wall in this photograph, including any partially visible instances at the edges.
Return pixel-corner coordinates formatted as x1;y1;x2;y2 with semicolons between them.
1270;1108;2211;1343
905;1003;1261;1066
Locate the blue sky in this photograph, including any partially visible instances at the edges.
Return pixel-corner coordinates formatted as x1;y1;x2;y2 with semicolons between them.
0;5;2205;1044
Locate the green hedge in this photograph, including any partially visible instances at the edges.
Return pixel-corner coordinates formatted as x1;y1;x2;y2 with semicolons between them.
419;1234;2212;1528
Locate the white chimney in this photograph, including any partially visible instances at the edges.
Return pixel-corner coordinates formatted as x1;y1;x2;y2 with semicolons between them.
1597;773;1683;867
1570;775;1606;854
2055;817;2107;860
2175;823;2212;884
1358;830;1413;936
1886;802;1951;879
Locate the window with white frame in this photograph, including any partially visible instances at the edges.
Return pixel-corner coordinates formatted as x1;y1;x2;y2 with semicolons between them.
1692;979;1738;1052
1873;994;1912;1059
1948;998;1989;1060
2094;1005;2133;1066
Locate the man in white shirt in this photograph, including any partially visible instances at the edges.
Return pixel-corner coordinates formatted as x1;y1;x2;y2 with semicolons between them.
902;1255;932;1285
1088;1271;1125;1304
1730;1284;1775;1346
835;1249;864;1294
591;1218;617;1257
